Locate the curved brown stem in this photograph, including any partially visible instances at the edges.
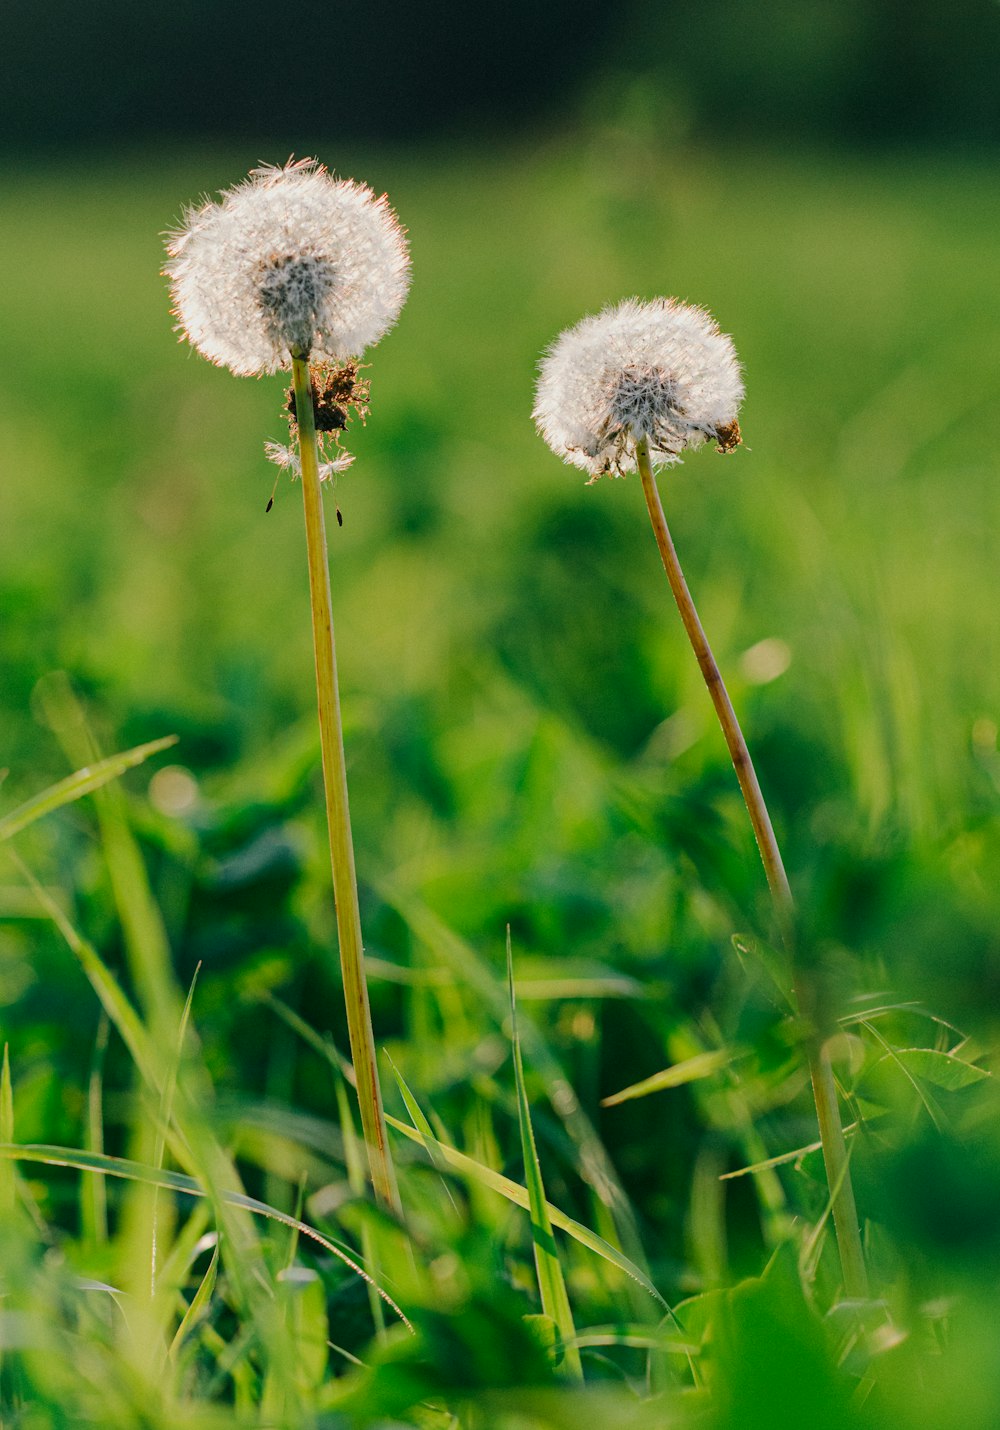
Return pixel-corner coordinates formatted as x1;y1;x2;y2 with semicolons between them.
635;436;867;1299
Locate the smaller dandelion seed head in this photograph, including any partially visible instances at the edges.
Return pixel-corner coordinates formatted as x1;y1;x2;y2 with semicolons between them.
264;440;354;483
533;297;745;480
165;159;411;377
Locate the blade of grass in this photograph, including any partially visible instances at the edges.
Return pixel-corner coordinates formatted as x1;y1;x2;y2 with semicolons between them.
0;1047;14;1216
9;850;158;1090
33;676;179;1037
382;890;648;1276
334;1074;386;1340
36;685;286;1330
601;1048;739;1108
151;966;202;1298
507;929;582;1381
168;1240;219;1362
386;1055;457;1208
0;736;177;843
568;1326;699;1355
83;1014;110;1246
385;1115;665;1309
0;1143;411;1331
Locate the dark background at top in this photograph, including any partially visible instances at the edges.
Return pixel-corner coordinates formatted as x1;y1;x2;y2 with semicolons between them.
4;0;1000;153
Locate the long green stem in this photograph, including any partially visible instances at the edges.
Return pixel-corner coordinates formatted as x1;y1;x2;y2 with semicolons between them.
635;436;867;1299
292;354;401;1216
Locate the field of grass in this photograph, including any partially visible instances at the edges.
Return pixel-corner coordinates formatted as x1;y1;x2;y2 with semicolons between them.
1;135;999;1427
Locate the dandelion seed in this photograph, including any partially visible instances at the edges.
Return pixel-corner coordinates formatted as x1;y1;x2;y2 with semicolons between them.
533;297;744;481
165;159;410;376
263;440;354;483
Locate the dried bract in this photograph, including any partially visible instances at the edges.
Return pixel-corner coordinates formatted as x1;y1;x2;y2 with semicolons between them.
285;362;371;433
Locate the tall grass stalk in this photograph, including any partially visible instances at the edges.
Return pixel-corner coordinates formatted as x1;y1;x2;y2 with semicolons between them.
291;354;400;1216
635;435;868;1300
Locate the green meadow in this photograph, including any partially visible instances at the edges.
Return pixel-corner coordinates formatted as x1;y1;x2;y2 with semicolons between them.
1;138;999;1426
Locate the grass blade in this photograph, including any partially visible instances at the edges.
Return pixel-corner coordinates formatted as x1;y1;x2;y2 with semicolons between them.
385;1115;665;1309
168;1240;219;1361
382;890;648;1274
0;1143;411;1331
601;1048;738;1108
0;1047;14;1216
83;1014;110;1245
507;929;582;1380
9;851;159;1091
0;736;177;842
334;1073;387;1340
386;1054;457;1204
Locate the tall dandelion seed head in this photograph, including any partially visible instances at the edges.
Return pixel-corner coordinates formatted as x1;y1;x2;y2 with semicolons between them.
165;159;411;376
533;298;744;480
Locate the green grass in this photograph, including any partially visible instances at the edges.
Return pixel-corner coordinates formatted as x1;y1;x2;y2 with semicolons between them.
0;136;999;1426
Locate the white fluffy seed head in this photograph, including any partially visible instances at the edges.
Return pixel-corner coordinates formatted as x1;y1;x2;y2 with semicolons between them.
533;298;745;480
165;159;411;376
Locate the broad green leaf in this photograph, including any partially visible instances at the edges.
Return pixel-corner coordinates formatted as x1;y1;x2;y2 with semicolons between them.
602;1048;737;1107
0;736;177;842
508;929;582;1381
278;1266;329;1393
0;1142;411;1331
881;1047;990;1091
731;933;793;1009
672;1288;732;1347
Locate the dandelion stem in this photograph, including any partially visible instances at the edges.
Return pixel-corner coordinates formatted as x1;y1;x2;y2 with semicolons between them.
292;354;401;1216
635;435;867;1299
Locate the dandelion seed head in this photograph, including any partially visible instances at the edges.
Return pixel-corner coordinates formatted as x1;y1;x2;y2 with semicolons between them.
533;298;744;480
166;160;410;376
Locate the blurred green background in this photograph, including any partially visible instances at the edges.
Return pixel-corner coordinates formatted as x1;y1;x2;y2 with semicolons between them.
2;3;1000;1424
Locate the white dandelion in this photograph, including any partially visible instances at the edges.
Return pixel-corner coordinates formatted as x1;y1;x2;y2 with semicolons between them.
165;158;410;376
164;160;409;1212
535;295;868;1297
533;297;744;481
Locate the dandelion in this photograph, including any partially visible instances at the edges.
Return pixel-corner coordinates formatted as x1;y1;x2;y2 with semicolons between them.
533;298;743;481
165;160;409;1215
536;299;868;1299
165;159;410;375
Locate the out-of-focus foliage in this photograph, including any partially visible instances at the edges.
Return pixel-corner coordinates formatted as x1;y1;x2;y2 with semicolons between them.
3;0;1000;150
